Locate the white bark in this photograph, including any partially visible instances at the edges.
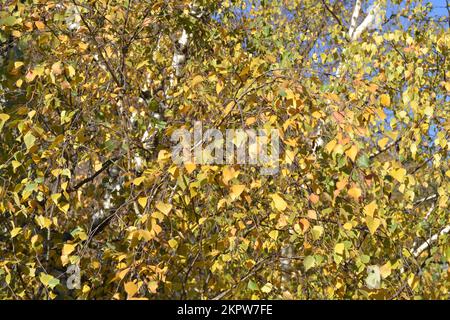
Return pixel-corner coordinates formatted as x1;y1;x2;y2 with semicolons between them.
351;3;382;41
172;29;189;78
336;1;383;77
413;225;450;258
348;0;362;38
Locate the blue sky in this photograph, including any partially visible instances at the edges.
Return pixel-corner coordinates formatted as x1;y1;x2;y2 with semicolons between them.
430;0;449;17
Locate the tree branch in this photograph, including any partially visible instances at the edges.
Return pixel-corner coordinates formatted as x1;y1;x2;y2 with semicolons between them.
67;156;122;192
348;0;362;38
412;225;450;258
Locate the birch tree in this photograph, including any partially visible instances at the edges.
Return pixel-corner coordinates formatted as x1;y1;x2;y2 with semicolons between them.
0;0;449;300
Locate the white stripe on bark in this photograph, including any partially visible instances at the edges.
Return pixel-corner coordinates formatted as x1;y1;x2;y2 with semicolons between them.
348;0;362;38
412;225;450;258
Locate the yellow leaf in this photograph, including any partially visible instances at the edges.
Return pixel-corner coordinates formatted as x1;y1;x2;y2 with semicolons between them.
10;227;22;238
191;75;204;87
365;216;381;235
271;193;287;211
380;262;392;279
62;244;75;256
168;239;178;249
117;268;130;280
0;113;10;132
224;101;235;115
51;62;63;76
284;149;295;165
325;139;337;154
424;106;433;117
268;230;279;240
311;225;323;240
348;187;362;201
124;282;138;299
24;131;36;150
334;242;345;255
133;176;145;186
391;168;407;183
155;202;172;215
138;197;148;209
230;184;245;200
35;21;45;31
157;150;171;162
380;94;391;107
147;281;158;294
222;166;237;185
345;145;358;162
343;222;353;230
67;65;76;78
184;162;196;174
378;137;389;149
216;81;224;94
261;282;273;293
363;201;378;217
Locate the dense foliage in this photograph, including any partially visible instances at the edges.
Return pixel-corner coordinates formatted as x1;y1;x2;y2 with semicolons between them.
0;0;449;299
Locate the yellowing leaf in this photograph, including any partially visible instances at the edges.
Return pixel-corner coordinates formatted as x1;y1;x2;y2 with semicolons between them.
62;244;75;256
133;176;145;186
365;216;381;235
424;106;433;116
380;262;392;279
0;113;10;132
303;255;316;271
184;162;196;174
334;242;345;255
168;238;178;249
67;65;76;78
391;168;407;183
343;222;353;230
155;202;172;215
10;227;22;238
268;230;279;240
363;201;378;217
51;62;63;76
138;197;148;209
35;21;45;31
216;81;224;94
191;75;204;87
39;273;60;289
311;225;323;240
325;139;337;154
124;282;138;299
147;281;158;293
157;150;171;162
271;193;287;211
378;138;389;149
345;145;358;162
24;131;36;150
230;184;245;200
348;187;362;201
222;166;237;185
261;282;273;293
380;94;391;107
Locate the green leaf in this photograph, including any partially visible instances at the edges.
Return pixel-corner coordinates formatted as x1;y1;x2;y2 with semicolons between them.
356;153;370;168
39;273;60;289
247;280;258;291
0;16;18;27
303;255;316;271
24;131;36;150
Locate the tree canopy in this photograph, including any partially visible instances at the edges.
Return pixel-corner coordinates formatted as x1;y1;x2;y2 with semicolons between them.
0;0;449;299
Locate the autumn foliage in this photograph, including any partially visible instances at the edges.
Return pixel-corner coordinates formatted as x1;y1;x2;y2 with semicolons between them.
0;0;449;299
